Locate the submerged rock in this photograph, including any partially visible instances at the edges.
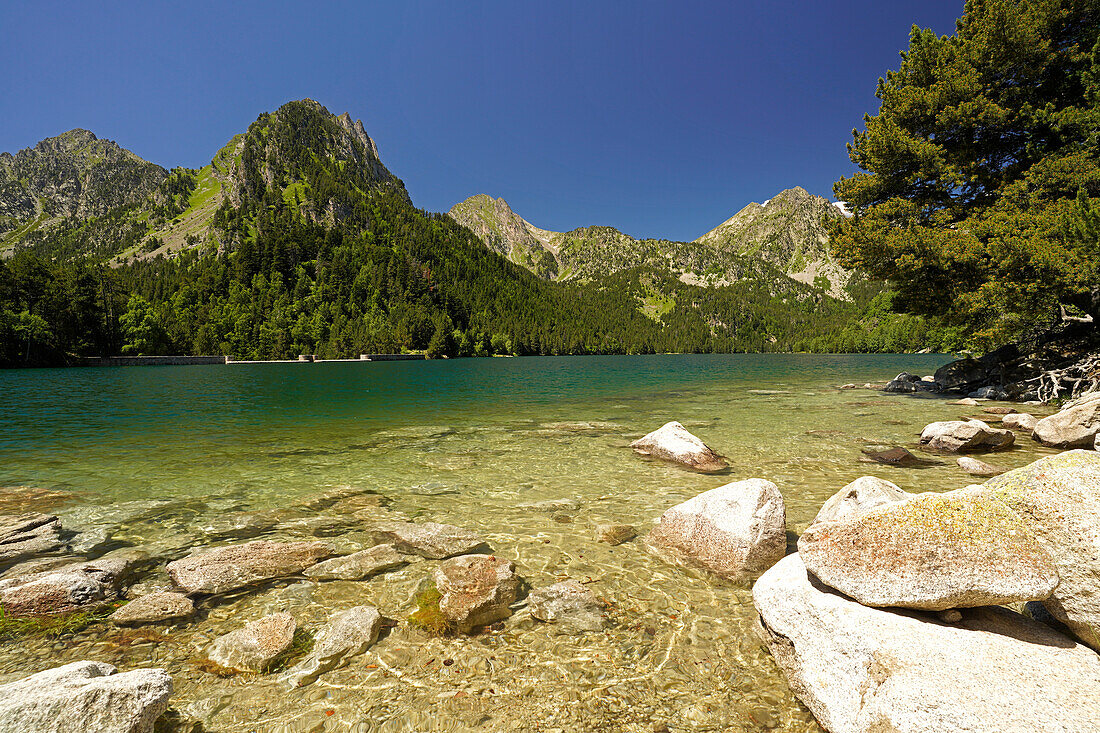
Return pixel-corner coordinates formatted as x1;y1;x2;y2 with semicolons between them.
433;554;520;633
282;606;382;688
527;580;604;632
595;523;637;545
918;419;1014;452
644;479;786;582
303;544;409;581
956;456;1004;476
166;540;333;595
753;554;1100;733
629;421;728;473
810;476;912;525
372;522;487;560
859;447;927;467
0;661;173;733
206;612;297;673
984;450;1100;650
1001;412;1038;431
798;487;1058;611
110;592;195;627
518;498;582;513
0;513;63;566
1032;392;1100;448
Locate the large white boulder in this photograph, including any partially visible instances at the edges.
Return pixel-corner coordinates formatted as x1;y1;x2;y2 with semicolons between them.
810;476;912;526
1032;391;1100;448
753;554;1100;733
0;661;172;733
644;479;786;581
798;487;1058;610
984;450;1100;650
918;419;1014;452
1000;412;1038;431
630;421;728;473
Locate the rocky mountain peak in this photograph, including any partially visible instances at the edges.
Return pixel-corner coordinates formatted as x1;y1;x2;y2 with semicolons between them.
694;186;851;298
0;128;166;235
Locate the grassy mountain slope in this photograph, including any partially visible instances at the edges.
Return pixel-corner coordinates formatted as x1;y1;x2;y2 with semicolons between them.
694;186;852;297
448;195;796;286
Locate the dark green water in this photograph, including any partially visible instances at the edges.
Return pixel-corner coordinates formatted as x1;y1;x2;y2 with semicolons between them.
0;354;1062;732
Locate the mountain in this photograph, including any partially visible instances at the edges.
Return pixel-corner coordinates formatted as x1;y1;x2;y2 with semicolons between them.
694;186;851;297
448;186;853;297
0;99;410;263
0;129;167;250
448;196;788;286
0;99;942;366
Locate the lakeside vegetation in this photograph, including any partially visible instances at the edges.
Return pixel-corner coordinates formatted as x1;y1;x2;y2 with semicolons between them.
1;100;943;367
832;0;1099;351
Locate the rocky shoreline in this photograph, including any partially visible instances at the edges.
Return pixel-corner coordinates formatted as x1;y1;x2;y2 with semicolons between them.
0;385;1097;732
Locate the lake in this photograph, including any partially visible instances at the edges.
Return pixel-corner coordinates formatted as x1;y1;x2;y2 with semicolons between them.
0;354;1061;732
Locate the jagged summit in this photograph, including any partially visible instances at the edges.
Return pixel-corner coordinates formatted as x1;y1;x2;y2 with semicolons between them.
0;129;166;234
1;100;410;261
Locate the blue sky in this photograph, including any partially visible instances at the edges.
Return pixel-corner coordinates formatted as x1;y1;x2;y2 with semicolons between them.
1;1;962;241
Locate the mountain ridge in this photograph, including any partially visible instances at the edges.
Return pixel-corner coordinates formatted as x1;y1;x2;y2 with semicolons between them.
448;186;854;297
0;99;942;366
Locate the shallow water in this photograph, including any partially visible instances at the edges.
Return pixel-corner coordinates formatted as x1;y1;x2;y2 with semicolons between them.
0;354;1062;731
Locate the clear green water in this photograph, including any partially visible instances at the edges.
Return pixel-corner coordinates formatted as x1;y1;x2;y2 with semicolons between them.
0;355;1061;732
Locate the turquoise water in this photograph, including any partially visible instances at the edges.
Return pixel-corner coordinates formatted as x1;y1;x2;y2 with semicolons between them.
0;355;1062;732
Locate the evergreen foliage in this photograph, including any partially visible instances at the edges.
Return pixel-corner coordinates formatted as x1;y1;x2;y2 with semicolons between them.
832;0;1100;349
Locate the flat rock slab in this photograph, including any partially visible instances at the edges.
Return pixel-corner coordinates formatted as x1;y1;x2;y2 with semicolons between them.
0;661;172;733
630;421;728;473
1032;392;1100;447
207;612;297;673
372;522;487;560
0;557;132;616
166;540;333;595
799;487;1058;610
527;580;604;632
110;592;195;626
984;450;1100;650
810;476;911;525
433;554;520;633
644;479;786;582
282;606;382;688
304;544;409;581
753;554;1100;733
0;513;63;565
919;419;1014;452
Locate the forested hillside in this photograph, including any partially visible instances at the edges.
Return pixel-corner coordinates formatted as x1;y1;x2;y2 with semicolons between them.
0;100;944;366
